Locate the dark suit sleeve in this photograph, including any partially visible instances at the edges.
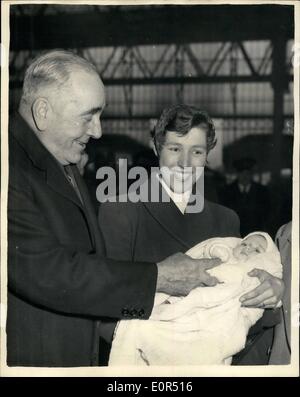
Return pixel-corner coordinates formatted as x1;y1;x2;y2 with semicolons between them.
97;201;140;345
8;171;157;320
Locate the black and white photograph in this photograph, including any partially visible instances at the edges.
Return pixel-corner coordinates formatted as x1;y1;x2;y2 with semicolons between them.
0;0;299;377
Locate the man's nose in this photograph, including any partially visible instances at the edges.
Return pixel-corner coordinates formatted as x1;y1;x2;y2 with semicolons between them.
88;117;102;139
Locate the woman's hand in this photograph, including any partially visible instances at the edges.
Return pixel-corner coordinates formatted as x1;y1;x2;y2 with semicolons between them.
239;269;285;309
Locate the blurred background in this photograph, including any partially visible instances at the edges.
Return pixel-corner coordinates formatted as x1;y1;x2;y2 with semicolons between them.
9;3;294;238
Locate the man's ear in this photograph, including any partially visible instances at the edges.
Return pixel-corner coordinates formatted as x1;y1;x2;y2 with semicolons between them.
31;98;51;131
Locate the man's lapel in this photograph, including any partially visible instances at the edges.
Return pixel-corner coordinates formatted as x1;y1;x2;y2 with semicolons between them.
11;113;84;209
72;165;106;254
45;160;84;209
11;113;102;252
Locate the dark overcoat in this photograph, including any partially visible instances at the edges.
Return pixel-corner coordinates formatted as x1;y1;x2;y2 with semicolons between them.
7;114;157;367
99;195;240;263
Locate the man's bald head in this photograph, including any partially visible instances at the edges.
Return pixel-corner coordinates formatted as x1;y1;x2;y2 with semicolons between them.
20;49;99;107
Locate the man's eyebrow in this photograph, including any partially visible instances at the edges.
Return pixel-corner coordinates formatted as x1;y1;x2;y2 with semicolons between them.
80;105;106;116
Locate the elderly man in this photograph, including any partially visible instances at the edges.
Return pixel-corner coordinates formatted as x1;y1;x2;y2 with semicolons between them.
7;50;221;367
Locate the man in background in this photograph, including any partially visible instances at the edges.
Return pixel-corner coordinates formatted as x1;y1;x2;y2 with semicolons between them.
221;157;270;237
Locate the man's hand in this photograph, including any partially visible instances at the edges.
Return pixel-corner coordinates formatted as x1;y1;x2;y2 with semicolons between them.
240;268;284;309
156;253;222;296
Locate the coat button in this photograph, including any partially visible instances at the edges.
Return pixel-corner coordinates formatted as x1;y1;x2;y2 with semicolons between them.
130;309;138;317
122;308;130;317
138;309;145;318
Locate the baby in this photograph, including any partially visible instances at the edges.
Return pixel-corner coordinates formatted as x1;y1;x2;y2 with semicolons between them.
187;233;271;264
109;232;282;366
232;234;267;260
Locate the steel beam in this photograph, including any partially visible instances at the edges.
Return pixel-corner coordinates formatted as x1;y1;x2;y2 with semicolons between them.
100;114;293;121
183;45;205;76
9;74;293;89
237;42;258;76
10;5;294;51
271;35;288;182
100;75;293;85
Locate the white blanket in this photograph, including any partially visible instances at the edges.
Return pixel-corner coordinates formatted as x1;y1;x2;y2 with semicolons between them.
109;232;282;365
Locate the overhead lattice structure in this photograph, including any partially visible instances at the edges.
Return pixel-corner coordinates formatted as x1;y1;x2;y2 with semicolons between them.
10;41;294;121
8;4;294;178
10;4;155;16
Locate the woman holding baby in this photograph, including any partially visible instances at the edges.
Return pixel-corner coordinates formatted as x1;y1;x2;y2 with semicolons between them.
98;104;284;365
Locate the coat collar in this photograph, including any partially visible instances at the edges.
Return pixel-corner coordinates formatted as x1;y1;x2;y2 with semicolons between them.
143;200;191;250
10;113;106;253
72;164;107;253
141;178;212;250
10;112;49;171
10;112;83;209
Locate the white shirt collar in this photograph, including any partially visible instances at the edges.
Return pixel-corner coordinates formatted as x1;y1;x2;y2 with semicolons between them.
238;183;251;193
157;173;191;215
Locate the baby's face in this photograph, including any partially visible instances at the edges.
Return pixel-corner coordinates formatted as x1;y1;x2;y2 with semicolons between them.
233;235;267;261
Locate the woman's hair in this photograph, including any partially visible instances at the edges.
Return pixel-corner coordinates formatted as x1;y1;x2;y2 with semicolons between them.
152;104;217;153
21;49;98;104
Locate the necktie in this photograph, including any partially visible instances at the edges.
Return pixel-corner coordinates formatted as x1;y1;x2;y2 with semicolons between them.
63;165;83;205
64;165;76;188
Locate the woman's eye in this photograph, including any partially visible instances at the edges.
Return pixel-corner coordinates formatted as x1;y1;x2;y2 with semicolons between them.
169;147;180;152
